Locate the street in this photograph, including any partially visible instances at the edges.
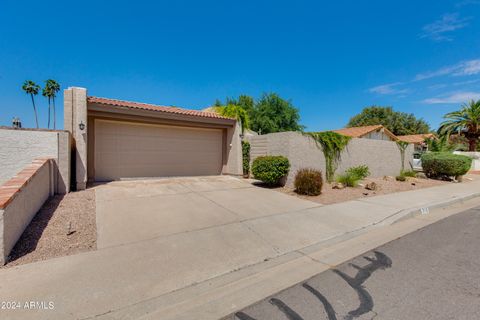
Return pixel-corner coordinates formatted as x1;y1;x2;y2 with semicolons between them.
233;207;480;320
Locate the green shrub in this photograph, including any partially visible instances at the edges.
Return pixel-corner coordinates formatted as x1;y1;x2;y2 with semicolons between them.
251;156;290;186
396;175;406;182
400;170;416;178
421;152;472;178
346;165;370;179
242;141;250;176
336;172;361;187
294;168;323;196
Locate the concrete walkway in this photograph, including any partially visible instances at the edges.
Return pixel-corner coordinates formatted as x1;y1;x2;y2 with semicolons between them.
0;177;479;320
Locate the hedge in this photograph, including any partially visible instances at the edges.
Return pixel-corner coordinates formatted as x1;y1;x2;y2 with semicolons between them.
251;156;290;186
421;152;472;178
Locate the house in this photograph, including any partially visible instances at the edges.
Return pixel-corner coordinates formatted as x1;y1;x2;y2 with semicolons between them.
333;125;397;141
64;87;243;190
397;133;436;152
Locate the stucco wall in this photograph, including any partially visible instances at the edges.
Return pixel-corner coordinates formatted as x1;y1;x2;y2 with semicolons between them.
0;160;54;264
249;131;414;187
224;121;243;176
0;128;71;193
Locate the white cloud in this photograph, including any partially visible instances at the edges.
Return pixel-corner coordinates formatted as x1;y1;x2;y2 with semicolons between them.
415;58;480;80
422;91;480;104
420;13;470;42
368;82;409;95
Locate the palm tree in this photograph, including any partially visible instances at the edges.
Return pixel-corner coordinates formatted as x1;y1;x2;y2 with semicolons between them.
42;83;53;128
439;100;480;151
46;80;60;129
22;80;41;128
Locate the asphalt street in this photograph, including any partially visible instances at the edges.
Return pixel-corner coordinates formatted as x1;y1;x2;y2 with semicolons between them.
232;207;480;320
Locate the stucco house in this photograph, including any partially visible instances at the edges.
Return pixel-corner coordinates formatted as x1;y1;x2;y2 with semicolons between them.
333;125;397;141
64;87;243;190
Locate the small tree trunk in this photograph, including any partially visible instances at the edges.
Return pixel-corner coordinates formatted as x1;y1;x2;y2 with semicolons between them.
31;94;39;128
53;98;56;129
47;98;51;129
468;138;477;151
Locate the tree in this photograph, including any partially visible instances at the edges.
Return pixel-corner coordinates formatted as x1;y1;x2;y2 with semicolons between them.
251;93;304;134
347;106;430;136
214;104;249;133
22;80;41;128
47;80;60;129
439;100;480;151
42;83;53;128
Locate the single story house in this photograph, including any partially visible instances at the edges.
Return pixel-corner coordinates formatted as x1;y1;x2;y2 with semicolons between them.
64;87;243;190
333;125;397;141
397;133;436;152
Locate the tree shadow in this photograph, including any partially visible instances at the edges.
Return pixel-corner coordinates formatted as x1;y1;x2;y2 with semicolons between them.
6;194;64;264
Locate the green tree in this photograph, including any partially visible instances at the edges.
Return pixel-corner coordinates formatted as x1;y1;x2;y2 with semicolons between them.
439;100;480;151
347;106;430;136
214;104;250;133
47;80;60;129
42;82;53;128
22;80;41;128
251;93;303;134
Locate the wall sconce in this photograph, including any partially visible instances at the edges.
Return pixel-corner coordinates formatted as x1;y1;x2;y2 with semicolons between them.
79;121;86;131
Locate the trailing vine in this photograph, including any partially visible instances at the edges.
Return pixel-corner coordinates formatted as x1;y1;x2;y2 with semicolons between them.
306;131;351;182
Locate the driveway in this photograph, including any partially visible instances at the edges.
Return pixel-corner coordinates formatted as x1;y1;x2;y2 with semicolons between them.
95;176;319;248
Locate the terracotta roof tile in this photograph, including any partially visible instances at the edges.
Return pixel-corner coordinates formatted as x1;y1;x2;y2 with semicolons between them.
87;96;234;121
333;125;397;140
397;133;435;144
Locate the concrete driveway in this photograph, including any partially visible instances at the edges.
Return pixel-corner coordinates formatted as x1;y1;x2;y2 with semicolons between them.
95;176;319;248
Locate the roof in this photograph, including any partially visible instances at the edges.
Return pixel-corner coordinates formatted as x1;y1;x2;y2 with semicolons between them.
87;96;234;120
397;133;436;144
333;125;398;140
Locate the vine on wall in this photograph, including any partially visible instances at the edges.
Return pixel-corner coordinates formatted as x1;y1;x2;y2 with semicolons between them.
306;131;351;182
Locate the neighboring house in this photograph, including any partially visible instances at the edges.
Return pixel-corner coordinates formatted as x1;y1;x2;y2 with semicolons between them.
397;133;436;152
333;125;397;141
64;87;243;190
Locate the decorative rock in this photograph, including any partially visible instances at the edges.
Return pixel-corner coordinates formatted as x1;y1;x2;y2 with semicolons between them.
332;182;345;189
365;182;378;191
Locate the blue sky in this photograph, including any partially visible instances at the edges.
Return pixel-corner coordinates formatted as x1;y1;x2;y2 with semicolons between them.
1;0;480;131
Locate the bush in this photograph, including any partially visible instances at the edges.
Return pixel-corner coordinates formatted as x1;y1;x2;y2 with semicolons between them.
336;172;361;187
251;156;290;186
242;141;250;176
294;168;323;196
346;165;370;179
421;152;472;178
396;175;406;182
400;170;416;178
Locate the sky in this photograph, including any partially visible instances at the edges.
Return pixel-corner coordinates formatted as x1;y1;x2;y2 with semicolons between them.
1;0;480;132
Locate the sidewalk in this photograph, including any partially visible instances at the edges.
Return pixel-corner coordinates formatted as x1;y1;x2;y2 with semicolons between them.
0;180;479;320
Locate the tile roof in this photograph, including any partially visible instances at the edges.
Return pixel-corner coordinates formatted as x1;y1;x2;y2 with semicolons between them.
333;125;397;140
87;96;235;120
397;133;436;144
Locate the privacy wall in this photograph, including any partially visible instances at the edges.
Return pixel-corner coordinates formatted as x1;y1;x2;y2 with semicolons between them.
0;127;71;193
248;132;414;187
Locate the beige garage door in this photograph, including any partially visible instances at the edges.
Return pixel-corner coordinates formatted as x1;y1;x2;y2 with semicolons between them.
94;119;223;181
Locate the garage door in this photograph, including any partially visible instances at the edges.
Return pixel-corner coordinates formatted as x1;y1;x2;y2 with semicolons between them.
94;119;223;181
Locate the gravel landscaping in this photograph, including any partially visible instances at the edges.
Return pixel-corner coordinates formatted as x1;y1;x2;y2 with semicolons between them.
275;174;479;205
2;189;96;268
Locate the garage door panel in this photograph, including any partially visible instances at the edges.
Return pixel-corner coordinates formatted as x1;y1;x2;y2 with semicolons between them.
94;120;223;181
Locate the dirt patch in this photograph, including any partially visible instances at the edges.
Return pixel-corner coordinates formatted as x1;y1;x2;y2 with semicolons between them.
276;176;476;205
3;189;96;268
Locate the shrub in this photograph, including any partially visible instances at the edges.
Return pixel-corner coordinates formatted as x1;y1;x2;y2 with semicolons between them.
400;170;416;178
242;141;250;176
396;175;406;182
251;156;290;186
421;152;472;178
336;172;361;187
346;165;370;179
294;168;323;196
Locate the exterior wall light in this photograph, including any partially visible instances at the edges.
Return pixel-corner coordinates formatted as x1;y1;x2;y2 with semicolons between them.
79;121;86;131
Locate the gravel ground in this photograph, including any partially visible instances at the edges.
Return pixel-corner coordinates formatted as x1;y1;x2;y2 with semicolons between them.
2;189;97;268
276;175;478;205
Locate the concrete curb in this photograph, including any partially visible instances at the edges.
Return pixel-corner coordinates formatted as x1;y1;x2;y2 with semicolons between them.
114;193;480;320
